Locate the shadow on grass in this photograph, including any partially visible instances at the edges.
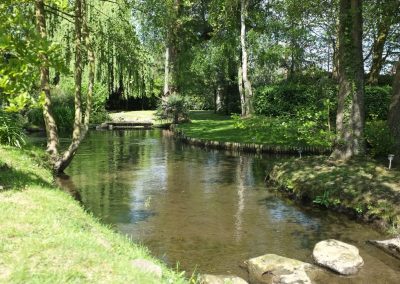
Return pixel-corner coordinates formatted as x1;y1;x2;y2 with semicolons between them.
0;164;54;192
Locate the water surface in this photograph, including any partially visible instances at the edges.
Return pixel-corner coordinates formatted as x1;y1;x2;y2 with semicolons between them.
56;130;400;283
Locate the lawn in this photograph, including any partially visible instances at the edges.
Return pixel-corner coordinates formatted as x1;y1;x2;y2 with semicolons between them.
0;146;187;283
108;110;156;122
176;111;333;148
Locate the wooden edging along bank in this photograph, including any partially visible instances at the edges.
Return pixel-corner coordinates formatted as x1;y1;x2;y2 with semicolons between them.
173;129;332;155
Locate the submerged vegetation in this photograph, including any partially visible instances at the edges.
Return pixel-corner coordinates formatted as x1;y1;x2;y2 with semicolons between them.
0;146;187;283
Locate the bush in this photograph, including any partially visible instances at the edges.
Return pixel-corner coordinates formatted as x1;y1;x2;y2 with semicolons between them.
254;80;336;117
155;94;190;124
365;120;394;156
0;111;26;148
365;85;392;120
27;80;111;131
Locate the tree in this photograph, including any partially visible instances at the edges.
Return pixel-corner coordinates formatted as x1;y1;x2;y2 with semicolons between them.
331;0;365;160
34;0;94;173
388;60;400;154
367;0;400;84
239;0;253;116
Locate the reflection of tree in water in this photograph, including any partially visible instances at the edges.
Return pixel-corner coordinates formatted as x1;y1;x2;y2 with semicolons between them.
56;173;82;203
64;130;164;225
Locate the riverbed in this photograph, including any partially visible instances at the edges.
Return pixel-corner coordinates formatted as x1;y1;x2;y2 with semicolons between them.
52;129;400;283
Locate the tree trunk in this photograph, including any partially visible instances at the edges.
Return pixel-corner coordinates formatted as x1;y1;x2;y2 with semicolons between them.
238;63;245;116
163;46;170;98
240;0;253;116
388;61;400;154
83;0;94;131
368;24;390;84
34;0;59;158
331;0;365;160
367;0;399;85
54;0;86;173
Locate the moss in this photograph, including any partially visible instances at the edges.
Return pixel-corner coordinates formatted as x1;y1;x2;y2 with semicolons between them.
269;157;400;234
0;146;187;283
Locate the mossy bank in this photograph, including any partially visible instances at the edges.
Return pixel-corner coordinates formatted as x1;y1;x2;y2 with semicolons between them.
268;157;400;234
0;146;187;283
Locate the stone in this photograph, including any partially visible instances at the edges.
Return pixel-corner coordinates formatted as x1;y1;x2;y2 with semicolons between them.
312;239;363;275
131;259;162;279
245;254;317;284
368;237;400;260
199;274;248;284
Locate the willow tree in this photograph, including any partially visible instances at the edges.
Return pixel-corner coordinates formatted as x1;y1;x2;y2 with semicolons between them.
35;0;94;173
331;0;365;160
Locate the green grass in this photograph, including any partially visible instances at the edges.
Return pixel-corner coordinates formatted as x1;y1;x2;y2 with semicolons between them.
109;111;156;122
269;157;400;234
176;111;332;148
0;146;188;283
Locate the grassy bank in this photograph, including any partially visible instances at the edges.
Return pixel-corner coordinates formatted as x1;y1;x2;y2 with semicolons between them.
268;157;400;234
176;111;332;149
0;146;187;283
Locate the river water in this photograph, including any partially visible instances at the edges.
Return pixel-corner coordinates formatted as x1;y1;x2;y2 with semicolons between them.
52;130;399;283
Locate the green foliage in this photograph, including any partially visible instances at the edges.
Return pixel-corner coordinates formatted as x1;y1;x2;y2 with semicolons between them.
365;85;392;120
365;120;395;156
270;157;400;233
27;92;74;132
0;110;25;148
156;94;190;123
231;112;334;148
253;81;337;117
0;0;67;111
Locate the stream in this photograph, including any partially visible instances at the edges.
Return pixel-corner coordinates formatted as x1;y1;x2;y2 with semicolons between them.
44;129;400;283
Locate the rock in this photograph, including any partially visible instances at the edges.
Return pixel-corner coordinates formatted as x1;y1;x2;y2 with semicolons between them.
131;259;162;279
368;237;400;260
245;254;318;284
312;239;363;275
199;274;248;284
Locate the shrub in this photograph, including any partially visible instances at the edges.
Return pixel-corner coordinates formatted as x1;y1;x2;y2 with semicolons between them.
0;110;26;148
253;80;336;117
364;85;392;120
365;120;394;156
155;94;190;124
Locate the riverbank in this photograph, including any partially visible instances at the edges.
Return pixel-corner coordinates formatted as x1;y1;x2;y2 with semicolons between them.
0;146;187;283
268;156;400;234
175;111;332;154
174;111;399;233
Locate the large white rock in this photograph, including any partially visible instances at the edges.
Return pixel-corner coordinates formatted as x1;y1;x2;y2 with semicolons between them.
312;239;363;275
131;259;162;279
246;254;317;284
199;274;248;284
369;237;400;260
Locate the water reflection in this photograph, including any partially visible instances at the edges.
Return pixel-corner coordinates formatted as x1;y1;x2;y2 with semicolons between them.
60;130;400;283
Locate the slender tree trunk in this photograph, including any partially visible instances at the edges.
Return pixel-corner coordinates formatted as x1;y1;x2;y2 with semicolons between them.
388;61;400;154
34;0;59;157
54;0;86;173
240;0;253;116
238;63;245;116
163;46;170;98
368;24;390;84
331;0;365;160
83;0;94;131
